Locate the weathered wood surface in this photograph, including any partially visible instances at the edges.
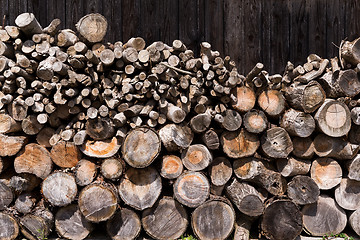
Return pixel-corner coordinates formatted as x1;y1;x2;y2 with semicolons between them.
106;208;141;240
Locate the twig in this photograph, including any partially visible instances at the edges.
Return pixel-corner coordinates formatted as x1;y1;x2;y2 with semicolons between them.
160;62;196;76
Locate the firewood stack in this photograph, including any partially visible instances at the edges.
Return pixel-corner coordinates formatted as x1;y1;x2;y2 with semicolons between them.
1;12;360;240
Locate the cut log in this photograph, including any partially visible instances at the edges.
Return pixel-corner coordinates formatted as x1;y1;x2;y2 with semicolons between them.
106;208;142;240
122;127;161;168
302;195;347;236
349;208;360;237
225;178;265;217
159;124;194;152
80;136;121;158
55;204;94;240
221;109;242;131
21;115;43;135
337;69;360;97
101;157;123;180
173;171;210;208
0;181;13;210
74;159;97;186
57;29;78;47
260;199;303;240
220;128;260;158
15;13;43;35
351;107;360;125
233;213;253;240
276;157;311;177
292;137;315;159
192;199;235;240
243;109;268;133
0;113;21;133
258;90;285;117
9;173;41;193
85;117;114;141
310;158;342;190
201;129;220;150
280;108;315;137
142;197;188;240
347;154;360;181
41;172;77;207
287;175;320;205
285;81;326;113
19;213;52;240
231;86;256;112
119;167;162;211
8;98;28;121
190;113;212;133
0;134;27;157
36;127;55;148
78;183;118;222
340;37;360;66
50;141;82;168
14;143;52;179
160;155;183;179
14;193;37;214
0;212;19;240
181;144;212;171
314;99;351;137
208;157;232;186
334;178;360;210
261;127;293;159
76;13;108;43
233;157;286;195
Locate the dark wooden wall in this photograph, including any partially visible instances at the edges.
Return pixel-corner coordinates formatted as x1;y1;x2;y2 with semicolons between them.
1;0;359;75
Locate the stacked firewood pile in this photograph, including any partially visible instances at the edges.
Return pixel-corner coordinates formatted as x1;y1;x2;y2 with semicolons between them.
2;12;360;240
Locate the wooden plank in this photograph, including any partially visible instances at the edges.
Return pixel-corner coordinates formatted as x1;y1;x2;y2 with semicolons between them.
84;0;103;14
204;0;224;55
158;0;178;46
65;0;84;30
101;0;121;43
326;0;345;58
345;0;360;42
140;0;159;44
121;0;141;42
179;0;199;54
45;0;66;31
8;0;28;25
0;0;9;26
261;0;272;74
308;0;327;58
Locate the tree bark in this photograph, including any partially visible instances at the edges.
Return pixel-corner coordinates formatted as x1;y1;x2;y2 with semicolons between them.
0;181;13;210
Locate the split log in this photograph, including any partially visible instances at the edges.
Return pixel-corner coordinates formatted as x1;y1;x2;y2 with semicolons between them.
14;193;37;214
243;109;268;133
122;127;161;168
0;113;21;133
173;171;210;208
292;137;315;159
314;99;351;137
208;157;232;186
220;128;260;158
181;144;212;171
261;127;293;159
310;158;342;190
142;197;188;240
160;155;183;179
55;204;94;240
74;159;97;186
15;13;43;35
80;136;121;158
158;124;193;152
260;199;303;240
14;143;52;179
302;195;347;236
0;181;13;210
76;13;108;43
287;175;320;205
201;129;220;150
0;134;27;157
119;167;162;210
284;81;326;113
280;108;315;137
78;183;118;222
0;212;19;240
100;157;123;180
50;141;82;168
192;199;235;240
41;172;77;207
85;117;114;140
225;178;265;217
231;86;256;112
258;90;285;117
106;208;142;240
349;208;360;237
276;157;311;177
233;157;286;195
334;178;360;210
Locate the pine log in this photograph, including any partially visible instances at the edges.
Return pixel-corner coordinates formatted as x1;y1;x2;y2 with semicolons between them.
276;157;311;177
349;208;360;237
258;90;285;117
76;13;108;43
78;183;118;222
310;158;342;190
106;208;141;240
314;99;351;137
302;195;347;236
14;143;52;179
101;157;123;180
233;157;287;195
280;108;315;137
261;127;293;159
221;128;260;158
160;155;183;179
192;199;235;240
0;181;13;210
287;175;319;205
0;212;19;240
173;171;210;208
190;113;212;133
119;167;162;210
334;178;360;210
122;127;161;168
0;134;27;157
347;154;360;181
80;136;121;158
41;172;77;207
284;81;326;113
159;123;194;152
55;204;94;240
142;197;188;240
208;157;232;186
201;129;220;150
292;136;315;159
14;192;37;214
260;199;303;240
243;109;268;133
15;13;42;35
0;113;21;133
181;144;212;171
74;159;97;186
85;117;114;140
225;178;265;217
231;86;256;112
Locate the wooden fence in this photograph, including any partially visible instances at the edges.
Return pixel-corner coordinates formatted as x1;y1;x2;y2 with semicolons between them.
0;0;359;74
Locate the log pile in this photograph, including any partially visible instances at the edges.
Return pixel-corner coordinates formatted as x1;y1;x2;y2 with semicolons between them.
1;12;360;240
